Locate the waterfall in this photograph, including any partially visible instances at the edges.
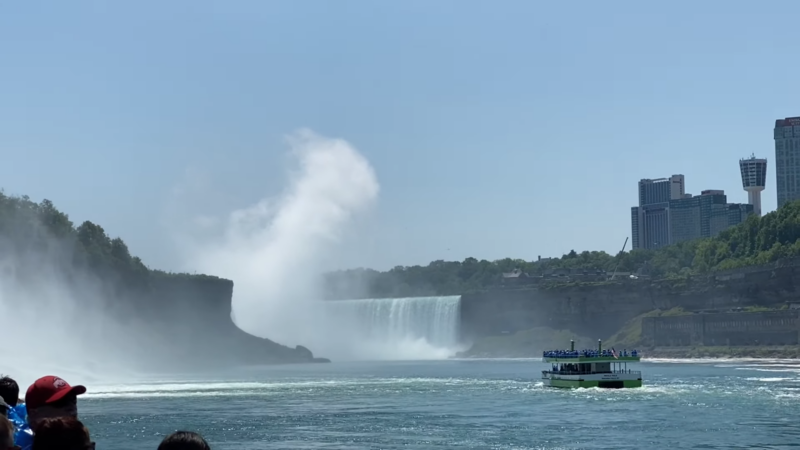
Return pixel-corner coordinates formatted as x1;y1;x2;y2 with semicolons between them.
324;296;462;359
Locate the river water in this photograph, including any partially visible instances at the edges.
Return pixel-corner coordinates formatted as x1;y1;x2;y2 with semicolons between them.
78;358;800;449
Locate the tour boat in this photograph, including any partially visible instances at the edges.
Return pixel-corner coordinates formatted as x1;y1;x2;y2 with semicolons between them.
541;339;642;389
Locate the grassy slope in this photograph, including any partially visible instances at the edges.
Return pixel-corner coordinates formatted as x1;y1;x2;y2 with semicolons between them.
602;307;692;350
456;328;596;358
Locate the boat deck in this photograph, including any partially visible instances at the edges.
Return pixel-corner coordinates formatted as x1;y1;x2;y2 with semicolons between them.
542;369;642;376
541;341;643;388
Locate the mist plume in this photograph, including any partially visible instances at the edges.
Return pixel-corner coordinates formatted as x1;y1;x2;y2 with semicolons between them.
178;130;380;355
0;221;158;388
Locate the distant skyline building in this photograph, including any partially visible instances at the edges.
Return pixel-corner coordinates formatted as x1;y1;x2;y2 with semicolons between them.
739;154;767;216
631;175;685;250
631;176;754;250
774;117;800;208
669;190;730;245
728;203;755;226
637;174;685;206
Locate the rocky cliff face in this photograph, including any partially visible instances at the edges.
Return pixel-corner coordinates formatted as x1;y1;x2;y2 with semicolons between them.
127;276;329;367
460;263;800;342
0;193;328;368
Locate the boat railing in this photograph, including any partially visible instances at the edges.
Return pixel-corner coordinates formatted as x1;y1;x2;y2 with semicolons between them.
542;351;640;358
542;369;642;376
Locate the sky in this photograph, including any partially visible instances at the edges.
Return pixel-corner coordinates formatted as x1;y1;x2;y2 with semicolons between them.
0;0;798;273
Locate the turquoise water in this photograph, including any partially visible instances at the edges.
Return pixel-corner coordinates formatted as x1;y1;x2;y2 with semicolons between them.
79;359;800;449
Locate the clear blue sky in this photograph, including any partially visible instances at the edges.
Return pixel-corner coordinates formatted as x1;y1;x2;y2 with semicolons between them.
1;1;798;272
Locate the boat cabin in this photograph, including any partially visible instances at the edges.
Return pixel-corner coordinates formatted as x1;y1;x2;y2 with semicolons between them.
541;339;643;389
549;361;636;375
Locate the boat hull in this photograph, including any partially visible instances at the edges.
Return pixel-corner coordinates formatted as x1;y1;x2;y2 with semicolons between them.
543;378;642;389
542;371;642;389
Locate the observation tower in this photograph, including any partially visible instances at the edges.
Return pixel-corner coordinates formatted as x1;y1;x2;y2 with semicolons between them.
739;154;767;216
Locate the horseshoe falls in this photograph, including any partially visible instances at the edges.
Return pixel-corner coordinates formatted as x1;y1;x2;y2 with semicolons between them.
324;296;463;360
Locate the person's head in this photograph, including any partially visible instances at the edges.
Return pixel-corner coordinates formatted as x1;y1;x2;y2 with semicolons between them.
0;377;19;408
31;417;93;450
0;415;19;450
25;376;86;429
158;431;211;450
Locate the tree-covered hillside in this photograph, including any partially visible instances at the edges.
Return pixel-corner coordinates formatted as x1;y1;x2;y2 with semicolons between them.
325;200;800;299
0;191;221;291
0;191;322;366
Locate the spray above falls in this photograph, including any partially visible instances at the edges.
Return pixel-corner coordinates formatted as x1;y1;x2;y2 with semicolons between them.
183;130;380;349
324;296;464;360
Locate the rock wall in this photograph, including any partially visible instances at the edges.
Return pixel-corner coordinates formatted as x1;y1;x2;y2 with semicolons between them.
642;311;800;346
459;261;800;343
109;275;328;367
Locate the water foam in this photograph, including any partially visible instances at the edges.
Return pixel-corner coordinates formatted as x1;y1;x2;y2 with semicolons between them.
82;377;533;399
325;296;464;360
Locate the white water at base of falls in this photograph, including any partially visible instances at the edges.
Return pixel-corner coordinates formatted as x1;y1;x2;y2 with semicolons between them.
323;296;463;360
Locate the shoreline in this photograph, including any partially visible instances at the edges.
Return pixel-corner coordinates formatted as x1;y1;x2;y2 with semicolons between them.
642;346;800;359
455;345;800;360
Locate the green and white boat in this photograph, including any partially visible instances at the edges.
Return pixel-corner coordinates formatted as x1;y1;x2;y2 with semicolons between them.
541;339;642;389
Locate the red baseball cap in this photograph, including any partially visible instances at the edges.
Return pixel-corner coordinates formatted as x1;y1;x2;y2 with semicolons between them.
25;376;86;410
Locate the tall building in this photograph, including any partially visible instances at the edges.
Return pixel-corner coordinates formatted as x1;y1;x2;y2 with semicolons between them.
637;175;685;205
669;190;730;244
631;177;754;250
631;175;685;250
774;117;800;208
728;203;755;226
739;154;767;216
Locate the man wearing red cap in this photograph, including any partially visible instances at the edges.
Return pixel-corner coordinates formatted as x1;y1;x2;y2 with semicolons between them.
24;376;86;430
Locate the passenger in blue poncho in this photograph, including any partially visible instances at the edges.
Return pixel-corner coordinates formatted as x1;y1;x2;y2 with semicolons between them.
0;377;31;450
0;377;21;411
6;405;30;450
1;375;87;450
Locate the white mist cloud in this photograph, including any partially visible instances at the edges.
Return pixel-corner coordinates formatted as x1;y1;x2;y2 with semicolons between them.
176;129;380;349
0;254;155;389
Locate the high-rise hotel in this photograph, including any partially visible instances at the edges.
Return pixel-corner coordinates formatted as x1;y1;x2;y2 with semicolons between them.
631;176;753;250
774;117;800;208
631;175;685;250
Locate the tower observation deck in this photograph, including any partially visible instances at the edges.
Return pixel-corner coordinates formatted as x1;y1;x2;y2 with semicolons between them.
739;154;767;216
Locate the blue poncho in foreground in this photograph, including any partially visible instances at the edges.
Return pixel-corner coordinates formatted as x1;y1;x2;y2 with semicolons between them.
8;404;32;450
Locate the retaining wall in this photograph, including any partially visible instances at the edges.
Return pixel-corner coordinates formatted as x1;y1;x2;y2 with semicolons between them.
641;311;800;346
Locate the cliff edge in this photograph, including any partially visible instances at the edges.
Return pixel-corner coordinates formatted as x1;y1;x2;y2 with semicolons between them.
0;192;329;368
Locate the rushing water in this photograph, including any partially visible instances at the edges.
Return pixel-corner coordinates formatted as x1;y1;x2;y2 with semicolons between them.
325;296;462;351
78;358;800;449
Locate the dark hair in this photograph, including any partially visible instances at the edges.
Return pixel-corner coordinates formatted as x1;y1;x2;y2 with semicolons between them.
158;431;211;450
0;376;19;407
32;417;93;450
48;393;78;409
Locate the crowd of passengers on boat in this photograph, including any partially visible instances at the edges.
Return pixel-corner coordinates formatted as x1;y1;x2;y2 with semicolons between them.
542;349;639;358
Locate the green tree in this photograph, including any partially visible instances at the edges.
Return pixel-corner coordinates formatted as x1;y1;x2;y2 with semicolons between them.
324;199;800;299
